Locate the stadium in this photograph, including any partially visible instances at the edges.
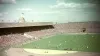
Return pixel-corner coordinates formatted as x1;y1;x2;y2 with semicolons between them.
0;0;100;56
0;21;100;56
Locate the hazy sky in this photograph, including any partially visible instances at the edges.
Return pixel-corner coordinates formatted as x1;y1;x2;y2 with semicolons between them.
0;0;100;23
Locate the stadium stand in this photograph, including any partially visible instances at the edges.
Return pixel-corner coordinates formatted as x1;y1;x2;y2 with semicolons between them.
0;22;100;48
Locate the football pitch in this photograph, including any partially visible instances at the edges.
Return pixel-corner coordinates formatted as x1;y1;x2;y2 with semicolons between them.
20;33;100;52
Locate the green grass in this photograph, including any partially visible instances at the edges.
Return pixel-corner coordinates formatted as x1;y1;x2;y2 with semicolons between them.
20;34;100;52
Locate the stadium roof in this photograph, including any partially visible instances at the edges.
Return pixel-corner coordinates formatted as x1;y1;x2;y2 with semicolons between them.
0;22;53;28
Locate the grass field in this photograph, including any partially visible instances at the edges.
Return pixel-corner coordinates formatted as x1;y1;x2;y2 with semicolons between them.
20;33;100;52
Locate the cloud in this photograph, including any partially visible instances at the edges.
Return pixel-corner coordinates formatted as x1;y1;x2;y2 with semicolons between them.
29;11;60;15
0;12;8;16
38;11;60;14
16;8;32;11
0;13;3;16
0;0;16;4
50;0;96;9
16;8;59;14
3;12;8;14
56;0;100;4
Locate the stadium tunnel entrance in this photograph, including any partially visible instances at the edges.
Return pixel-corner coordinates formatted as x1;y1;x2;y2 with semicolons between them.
0;25;54;36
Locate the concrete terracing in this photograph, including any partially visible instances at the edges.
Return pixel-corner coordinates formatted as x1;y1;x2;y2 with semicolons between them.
54;22;100;33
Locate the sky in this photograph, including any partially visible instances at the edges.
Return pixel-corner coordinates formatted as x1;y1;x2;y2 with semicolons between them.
0;0;100;23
